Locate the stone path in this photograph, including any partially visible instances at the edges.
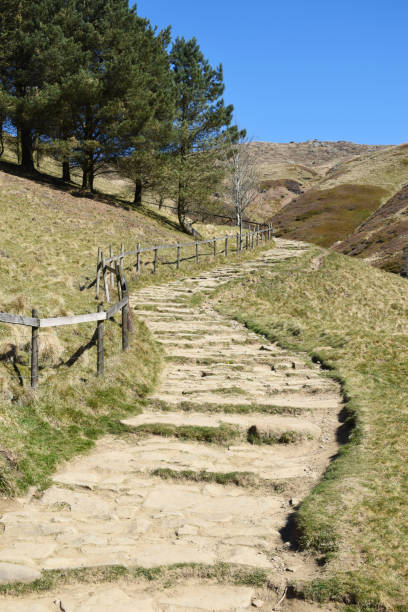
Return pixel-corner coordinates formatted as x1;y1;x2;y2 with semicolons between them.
0;239;342;611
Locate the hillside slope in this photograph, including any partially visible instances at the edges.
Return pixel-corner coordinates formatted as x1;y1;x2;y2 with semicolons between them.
333;183;408;272
269;143;408;270
0;165;264;496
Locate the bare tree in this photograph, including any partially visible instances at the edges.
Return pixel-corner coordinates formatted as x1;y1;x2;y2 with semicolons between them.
223;136;260;241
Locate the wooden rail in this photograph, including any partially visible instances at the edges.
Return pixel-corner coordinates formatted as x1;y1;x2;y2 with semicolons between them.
0;224;274;390
0;266;131;389
96;225;274;301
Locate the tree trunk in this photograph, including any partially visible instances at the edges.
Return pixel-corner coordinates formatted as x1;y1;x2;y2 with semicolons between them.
62;160;71;183
20;127;34;172
81;160;94;191
177;183;202;239
0;116;4;157
134;179;142;206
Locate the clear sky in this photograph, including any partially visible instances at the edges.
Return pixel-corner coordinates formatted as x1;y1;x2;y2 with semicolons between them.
135;0;407;145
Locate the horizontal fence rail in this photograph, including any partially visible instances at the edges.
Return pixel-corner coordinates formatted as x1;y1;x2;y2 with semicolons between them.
0;265;131;389
144;199;268;230
96;225;274;301
0;223;274;390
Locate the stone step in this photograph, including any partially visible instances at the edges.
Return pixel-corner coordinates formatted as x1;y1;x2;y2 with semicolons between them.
121;410;321;439
0;584;258;612
152;391;340;410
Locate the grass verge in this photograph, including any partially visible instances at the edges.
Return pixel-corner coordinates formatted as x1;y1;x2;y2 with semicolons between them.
211;246;408;610
0;562;270;597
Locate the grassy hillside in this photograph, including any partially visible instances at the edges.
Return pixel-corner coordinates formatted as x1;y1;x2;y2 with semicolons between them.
212;247;408;610
0;165;265;496
271;143;408;268
271;184;388;247
333;184;408;273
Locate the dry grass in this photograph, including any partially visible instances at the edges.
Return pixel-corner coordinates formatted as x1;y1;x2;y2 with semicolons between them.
0;155;271;494
272;184;388;247
212;247;408;610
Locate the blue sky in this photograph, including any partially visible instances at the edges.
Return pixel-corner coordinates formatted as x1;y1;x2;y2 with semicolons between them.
135;0;407;145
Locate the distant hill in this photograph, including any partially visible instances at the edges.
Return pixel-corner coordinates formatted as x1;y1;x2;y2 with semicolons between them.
248;140;408;273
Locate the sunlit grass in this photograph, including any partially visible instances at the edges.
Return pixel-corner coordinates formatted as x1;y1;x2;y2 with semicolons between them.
212;247;408;610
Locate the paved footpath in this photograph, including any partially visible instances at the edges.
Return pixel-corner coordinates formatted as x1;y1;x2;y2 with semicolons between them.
0;239;341;611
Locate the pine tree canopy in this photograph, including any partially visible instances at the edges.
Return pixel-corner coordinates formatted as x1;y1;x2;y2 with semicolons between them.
168;36;242;235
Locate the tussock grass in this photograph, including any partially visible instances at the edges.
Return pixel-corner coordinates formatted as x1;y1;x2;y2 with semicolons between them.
0;164;272;495
0;562;270;597
128;422;241;445
212;246;408;609
150;398;306;416
150;467;288;493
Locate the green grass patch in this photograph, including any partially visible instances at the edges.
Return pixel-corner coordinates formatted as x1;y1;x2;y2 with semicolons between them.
129;422;241;445
149;398;306;416
0;562;270;597
212;247;408;609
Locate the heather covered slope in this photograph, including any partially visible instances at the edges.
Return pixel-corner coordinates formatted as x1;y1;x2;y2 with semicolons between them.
333;183;408;273
270;143;408;270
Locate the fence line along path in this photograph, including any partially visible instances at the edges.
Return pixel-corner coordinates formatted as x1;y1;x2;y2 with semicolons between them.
96;225;274;301
0;239;343;611
0;263;131;388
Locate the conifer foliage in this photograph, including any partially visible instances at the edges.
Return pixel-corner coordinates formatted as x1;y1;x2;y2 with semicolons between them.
0;2;243;235
169;37;242;236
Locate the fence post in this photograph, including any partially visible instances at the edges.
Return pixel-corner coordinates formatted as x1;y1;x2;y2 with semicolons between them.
109;245;114;288
195;242;199;263
121;279;129;351
153;246;158;274
96;247;102;298
213;237;217;257
31;308;39;389
136;242;141;274
177;243;181;270
246;234;249;250
225;235;228;257
115;262;122;300
256;230;259;247
120;243;125;270
97;303;104;377
101;252;110;303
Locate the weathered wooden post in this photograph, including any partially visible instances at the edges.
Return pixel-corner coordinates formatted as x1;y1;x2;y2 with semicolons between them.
109;245;114;288
225;235;228;257
195;242;199;263
213;237;217;257
31;309;39;389
121;275;129;351
256;230;259;247
177;243;181;269
120;243;125;270
101;252;110;303
153;246;158;274
115;262;122;300
246;234;249;250
236;233;239;252
136;242;141;274
96;247;102;298
97;303;104;377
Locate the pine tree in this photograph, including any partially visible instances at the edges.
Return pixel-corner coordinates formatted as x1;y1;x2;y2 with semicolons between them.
0;0;83;171
169;37;242;236
56;1;174;191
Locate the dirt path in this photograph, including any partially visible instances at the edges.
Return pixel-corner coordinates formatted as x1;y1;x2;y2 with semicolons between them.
0;239;342;611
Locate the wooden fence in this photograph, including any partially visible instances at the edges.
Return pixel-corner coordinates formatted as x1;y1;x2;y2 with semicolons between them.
0;224;273;390
0;263;131;389
96;225;274;301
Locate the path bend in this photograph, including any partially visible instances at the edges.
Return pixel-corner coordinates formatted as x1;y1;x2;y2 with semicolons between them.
0;239;342;611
